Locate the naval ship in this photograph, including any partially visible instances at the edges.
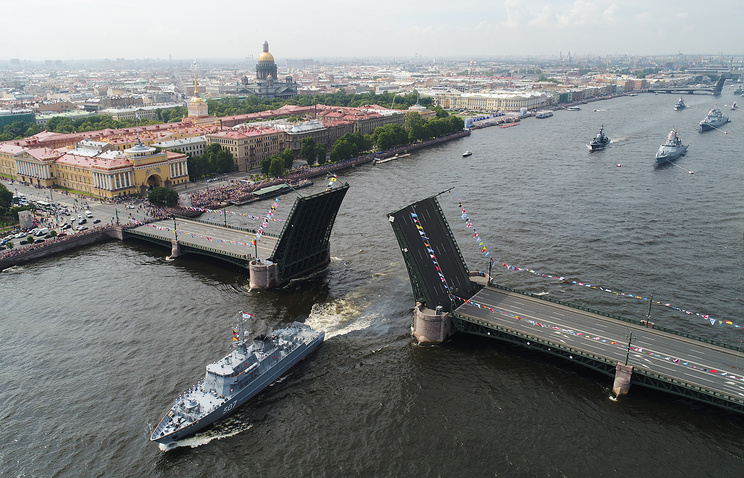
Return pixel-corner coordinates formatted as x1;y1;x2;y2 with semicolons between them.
588;125;610;151
150;314;324;449
656;128;688;164
699;107;729;132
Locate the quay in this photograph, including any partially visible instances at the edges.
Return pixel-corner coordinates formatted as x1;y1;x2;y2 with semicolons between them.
389;194;744;415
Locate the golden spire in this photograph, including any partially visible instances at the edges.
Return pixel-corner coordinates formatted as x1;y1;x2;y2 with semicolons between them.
193;60;199;95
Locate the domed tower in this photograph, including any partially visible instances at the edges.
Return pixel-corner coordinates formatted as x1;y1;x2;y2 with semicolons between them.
256;41;277;81
187;60;208;119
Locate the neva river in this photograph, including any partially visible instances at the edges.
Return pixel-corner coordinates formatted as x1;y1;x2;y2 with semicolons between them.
2;91;743;477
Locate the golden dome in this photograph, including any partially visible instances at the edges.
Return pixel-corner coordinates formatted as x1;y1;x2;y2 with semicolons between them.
258;51;274;62
190;95;204;104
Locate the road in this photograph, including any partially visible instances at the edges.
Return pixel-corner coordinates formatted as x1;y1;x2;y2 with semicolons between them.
457;287;744;401
129;218;278;259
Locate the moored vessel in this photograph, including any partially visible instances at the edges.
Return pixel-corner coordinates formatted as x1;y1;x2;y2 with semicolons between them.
567;106;582;111
699;107;729;132
535;110;553;119
655;128;688;164
588;125;610;151
149;313;324;450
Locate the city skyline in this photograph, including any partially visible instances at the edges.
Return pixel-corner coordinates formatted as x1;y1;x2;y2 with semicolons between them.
4;0;743;62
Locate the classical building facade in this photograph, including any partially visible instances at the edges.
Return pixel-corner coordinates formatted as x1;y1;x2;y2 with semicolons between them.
239;41;298;100
206;127;285;172
54;142;189;198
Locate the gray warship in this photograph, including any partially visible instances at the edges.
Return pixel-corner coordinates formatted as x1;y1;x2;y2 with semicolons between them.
150;314;324;449
656;128;688;164
699;107;729;131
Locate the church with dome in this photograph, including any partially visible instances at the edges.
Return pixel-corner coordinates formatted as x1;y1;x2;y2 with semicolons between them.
239;41;298;100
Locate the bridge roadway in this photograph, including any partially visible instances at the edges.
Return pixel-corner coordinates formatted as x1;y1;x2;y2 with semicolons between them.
455;286;744;410
127;218;278;261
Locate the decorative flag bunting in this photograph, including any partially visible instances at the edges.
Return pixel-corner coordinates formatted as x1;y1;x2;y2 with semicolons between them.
454;293;744;382
253;198;280;246
454;193;740;331
143;223;254;248
410;211;454;302
326;174;338;191
185;206;284;222
456;193;494;265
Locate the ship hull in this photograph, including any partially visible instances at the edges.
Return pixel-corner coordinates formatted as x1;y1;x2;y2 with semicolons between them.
656;146;688;164
151;331;324;448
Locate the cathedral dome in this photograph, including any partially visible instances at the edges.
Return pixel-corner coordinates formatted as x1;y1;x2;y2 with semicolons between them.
258;41;274;63
258;51;275;63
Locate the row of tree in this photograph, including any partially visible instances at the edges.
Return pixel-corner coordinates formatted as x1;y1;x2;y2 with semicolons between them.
3;90;432;142
185;143;235;181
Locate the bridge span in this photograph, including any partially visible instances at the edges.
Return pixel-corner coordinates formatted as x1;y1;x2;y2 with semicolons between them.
125;183;349;288
389;193;744;414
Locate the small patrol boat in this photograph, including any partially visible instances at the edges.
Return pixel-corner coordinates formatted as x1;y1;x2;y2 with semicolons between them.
150;313;324;450
462;150;472;157
674;98;686;110
588;125;610;151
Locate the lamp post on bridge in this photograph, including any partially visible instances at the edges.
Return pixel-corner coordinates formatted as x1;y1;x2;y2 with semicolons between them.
624;331;634;366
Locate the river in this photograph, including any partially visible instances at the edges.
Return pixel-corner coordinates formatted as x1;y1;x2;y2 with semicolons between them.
1;90;743;477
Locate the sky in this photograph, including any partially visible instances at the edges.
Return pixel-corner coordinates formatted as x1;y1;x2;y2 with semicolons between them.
3;0;742;61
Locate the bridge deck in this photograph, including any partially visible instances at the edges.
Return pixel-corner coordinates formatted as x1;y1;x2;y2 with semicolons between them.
455;287;744;409
127;218;277;261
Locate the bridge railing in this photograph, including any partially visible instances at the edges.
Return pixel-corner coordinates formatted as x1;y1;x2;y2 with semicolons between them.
489;283;740;352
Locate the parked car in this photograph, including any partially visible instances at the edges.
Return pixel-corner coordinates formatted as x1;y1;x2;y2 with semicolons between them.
75;225;88;231
61;224;71;230
57;232;67;237
34;238;45;244
126;204;136;209
93;219;101;224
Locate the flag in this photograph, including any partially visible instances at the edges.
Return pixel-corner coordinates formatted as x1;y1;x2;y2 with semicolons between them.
242;312;255;319
233;336;239;342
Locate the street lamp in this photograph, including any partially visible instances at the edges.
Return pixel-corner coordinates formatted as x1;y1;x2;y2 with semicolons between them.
624;332;634;366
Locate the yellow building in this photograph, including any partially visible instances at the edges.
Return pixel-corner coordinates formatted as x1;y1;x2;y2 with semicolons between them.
0;143;61;187
54;142;189;199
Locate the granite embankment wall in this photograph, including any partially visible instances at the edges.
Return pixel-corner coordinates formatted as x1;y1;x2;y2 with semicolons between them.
0;226;123;271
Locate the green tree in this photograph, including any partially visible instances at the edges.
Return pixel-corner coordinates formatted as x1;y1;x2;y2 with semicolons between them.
147;186;179;207
268;156;285;178
315;144;326;165
281;148;294;170
260;156;272;176
0;183;12;215
300;137;317;163
5;240;13;250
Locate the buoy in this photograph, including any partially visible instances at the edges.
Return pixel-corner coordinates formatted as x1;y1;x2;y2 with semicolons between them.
617;164;621;167
689;171;694;174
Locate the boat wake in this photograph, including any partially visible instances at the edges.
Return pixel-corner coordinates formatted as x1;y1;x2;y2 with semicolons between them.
159;423;253;451
305;293;377;339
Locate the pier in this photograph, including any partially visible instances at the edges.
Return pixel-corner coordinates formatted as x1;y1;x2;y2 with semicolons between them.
388;194;744;415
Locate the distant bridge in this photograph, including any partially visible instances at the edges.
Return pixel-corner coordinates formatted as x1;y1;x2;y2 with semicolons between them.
389;194;744;415
125;183;349;288
647;74;729;95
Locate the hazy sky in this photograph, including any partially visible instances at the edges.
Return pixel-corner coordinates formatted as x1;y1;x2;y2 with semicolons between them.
5;0;741;61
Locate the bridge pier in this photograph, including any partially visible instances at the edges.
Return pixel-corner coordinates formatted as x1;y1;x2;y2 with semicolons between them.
612;363;634;398
249;259;281;290
413;303;453;345
167;239;182;260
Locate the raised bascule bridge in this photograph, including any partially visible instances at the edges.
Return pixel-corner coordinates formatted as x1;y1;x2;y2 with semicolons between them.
388;194;744;415
125;183;349;289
